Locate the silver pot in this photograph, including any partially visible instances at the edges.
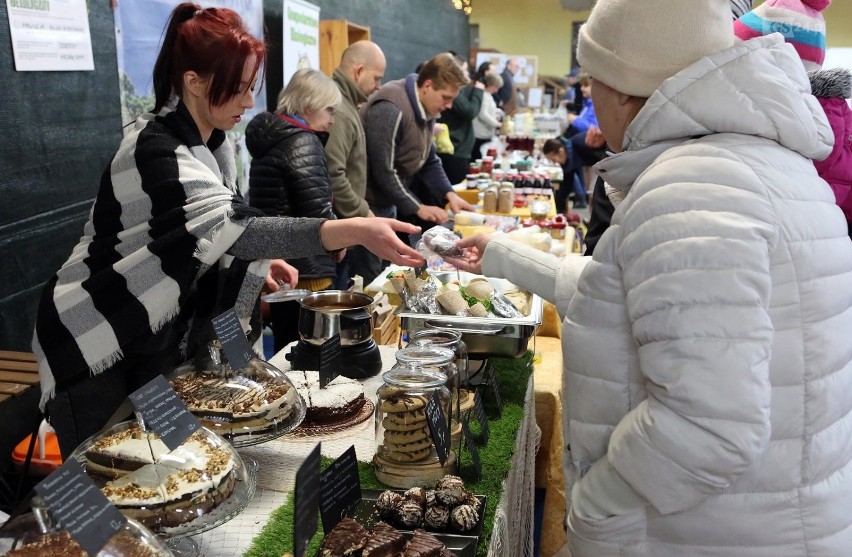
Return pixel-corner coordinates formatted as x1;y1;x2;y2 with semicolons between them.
297;291;374;346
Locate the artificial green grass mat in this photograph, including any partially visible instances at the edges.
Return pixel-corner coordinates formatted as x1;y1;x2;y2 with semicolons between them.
243;353;533;557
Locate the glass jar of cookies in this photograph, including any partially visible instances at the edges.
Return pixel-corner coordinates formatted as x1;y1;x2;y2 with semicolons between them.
390;342;459;438
374;355;454;487
406;332;469;440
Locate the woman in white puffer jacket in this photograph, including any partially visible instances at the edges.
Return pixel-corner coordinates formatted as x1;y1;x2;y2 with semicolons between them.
446;1;852;555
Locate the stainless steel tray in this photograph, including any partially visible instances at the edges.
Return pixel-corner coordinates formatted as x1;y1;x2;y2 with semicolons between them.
396;273;542;358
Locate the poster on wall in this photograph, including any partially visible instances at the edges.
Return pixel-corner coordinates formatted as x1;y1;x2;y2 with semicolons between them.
474;53;538;88
282;0;320;86
113;0;266;193
6;0;95;71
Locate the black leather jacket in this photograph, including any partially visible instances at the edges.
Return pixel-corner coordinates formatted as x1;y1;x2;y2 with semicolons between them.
246;112;336;279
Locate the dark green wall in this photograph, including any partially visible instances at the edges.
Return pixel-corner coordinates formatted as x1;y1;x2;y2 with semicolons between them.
0;1;469;351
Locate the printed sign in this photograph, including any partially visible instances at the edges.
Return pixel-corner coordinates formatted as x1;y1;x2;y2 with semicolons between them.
319;334;342;388
129;375;200;451
212;308;254;370
319;445;361;532
426;391;451;465
294;443;321;557
34;460;127;556
282;0;320;84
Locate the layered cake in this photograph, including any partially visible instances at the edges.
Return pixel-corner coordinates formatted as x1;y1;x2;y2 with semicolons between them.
285;370;366;424
171;371;298;436
361;521;407;557
5;530;164;557
84;426;236;529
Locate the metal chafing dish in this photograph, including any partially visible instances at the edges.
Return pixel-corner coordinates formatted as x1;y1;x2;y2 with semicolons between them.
395;272;543;358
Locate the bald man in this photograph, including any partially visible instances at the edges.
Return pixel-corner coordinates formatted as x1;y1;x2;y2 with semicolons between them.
326;40;386;288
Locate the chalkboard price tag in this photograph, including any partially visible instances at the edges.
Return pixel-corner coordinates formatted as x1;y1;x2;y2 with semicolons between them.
485;365;504;416
211;308;254;370
473;390;490;444
294;443;321;557
319;445;361;532
128;375;200;451
462;415;482;481
34;460;127;557
319;334;342;388
425;391;451;465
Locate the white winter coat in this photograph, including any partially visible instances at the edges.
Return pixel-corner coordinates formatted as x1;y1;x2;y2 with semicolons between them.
482;35;852;556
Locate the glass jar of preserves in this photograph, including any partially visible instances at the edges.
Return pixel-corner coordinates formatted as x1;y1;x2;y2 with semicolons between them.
373;350;455;487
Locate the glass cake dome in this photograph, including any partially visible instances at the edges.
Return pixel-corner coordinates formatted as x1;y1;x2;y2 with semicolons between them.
67;421;257;540
0;509;172;556
169;341;306;447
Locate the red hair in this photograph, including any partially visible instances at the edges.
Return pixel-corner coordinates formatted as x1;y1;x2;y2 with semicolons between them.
152;3;266;112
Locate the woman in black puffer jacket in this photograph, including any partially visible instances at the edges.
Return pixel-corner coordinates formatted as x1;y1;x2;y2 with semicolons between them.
247;68;342;349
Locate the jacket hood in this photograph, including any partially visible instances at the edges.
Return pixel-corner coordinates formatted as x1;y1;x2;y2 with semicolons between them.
245;112;328;158
333;68;368;107
599;35;833;191
809;67;852;99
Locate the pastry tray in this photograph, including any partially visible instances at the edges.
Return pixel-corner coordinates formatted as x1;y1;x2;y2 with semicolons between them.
315;531;478;557
351;488;486;539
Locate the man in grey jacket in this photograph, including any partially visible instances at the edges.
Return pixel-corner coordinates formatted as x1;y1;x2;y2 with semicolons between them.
325;40;386;288
357;52;473;283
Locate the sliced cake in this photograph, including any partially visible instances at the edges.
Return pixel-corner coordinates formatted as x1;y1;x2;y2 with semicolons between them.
403;529;449;557
362;521;408;557
285;370;366;424
319;517;368;557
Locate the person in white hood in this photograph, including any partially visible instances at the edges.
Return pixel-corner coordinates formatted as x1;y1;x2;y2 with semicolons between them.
445;1;852;555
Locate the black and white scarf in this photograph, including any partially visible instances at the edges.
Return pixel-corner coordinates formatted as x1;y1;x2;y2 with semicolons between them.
32;102;269;407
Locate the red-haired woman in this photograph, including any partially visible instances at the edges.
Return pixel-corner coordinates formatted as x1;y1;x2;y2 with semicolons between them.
31;2;423;458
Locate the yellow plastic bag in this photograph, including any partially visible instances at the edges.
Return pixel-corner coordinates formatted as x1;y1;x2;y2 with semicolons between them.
434;123;454;155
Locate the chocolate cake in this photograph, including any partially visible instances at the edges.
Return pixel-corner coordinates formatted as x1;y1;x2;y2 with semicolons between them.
171;371;298;436
5;530;163;557
85;426;236;529
403;529;447;557
361;521;407;557
285;370;366;424
319;517;367;557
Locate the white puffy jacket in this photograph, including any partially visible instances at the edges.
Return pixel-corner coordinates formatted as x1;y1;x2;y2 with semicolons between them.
482;35;852;556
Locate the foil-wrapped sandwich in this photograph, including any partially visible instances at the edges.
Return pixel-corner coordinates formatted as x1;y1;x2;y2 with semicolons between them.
419;227;463;258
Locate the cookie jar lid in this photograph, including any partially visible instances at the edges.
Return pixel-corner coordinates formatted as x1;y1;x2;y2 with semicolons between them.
394;341;455;367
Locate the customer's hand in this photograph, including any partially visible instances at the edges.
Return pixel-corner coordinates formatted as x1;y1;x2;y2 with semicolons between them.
265;259;299;292
586;125;606;149
416;204;449;223
446;192;474;215
443;233;493;275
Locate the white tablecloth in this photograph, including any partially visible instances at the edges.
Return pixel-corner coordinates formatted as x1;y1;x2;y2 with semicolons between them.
194;343;536;557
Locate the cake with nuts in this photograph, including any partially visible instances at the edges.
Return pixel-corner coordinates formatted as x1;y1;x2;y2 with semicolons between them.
84;425;236;529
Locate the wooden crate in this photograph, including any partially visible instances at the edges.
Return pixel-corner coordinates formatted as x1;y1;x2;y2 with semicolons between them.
372;314;400;346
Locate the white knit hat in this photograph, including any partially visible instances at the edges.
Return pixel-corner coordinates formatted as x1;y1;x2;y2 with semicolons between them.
577;0;736;98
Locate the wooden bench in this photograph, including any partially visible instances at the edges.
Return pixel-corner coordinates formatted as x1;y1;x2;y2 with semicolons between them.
0;351;39;403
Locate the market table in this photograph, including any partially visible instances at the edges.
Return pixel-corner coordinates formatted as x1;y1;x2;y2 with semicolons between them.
194;343;537;557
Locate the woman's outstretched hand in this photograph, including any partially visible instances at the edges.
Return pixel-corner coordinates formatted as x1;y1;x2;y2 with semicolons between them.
321;217;425;268
443;233;493;275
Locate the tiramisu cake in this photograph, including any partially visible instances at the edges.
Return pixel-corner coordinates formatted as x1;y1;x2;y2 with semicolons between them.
285;370;366;425
84;425;236;530
170;370;300;437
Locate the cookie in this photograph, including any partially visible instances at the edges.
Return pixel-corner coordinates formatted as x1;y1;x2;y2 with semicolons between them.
380;393;427;413
375;490;402;519
384;437;432;453
389;408;427;422
450;504;478;532
382;415;428;431
395;500;423;528
383;426;430;445
424;503;450;530
384;445;431;463
404;487;427;506
434;475;467;506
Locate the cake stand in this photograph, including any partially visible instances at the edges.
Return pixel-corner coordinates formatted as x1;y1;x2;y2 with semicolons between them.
68;421;259;557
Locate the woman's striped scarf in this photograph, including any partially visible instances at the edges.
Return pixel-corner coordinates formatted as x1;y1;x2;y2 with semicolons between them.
32;102;270;407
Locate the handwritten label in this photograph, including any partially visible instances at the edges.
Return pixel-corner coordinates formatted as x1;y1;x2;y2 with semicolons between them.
211;308;253;370
34;460;127;556
473;390;491;444
319;334;342;388
462;415;482;481
319;445;361;532
426;391;451;465
294;443;321;557
129;375;200;451
485;364;504;417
